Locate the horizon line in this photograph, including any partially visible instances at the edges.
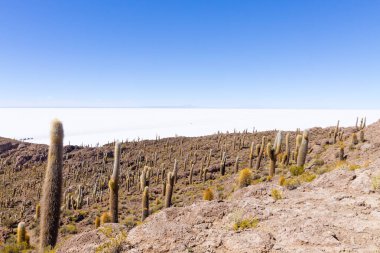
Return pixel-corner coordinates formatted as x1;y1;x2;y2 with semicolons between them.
0;106;380;110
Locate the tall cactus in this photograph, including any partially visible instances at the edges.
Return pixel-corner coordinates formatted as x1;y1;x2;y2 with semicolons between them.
142;186;149;221
249;142;254;168
165;172;174;208
359;130;365;143
207;149;212;167
352;133;359;145
255;136;266;170
173;159;179;184
355;117;359;131
140;167;147;192
295;134;302;162
220;152;226;175
17;222;26;244
40;119;64;251
273;131;282;155
234;155;239;173
203;167;207;183
255;144;261;156
35;203;40;221
189;163;194;184
333;120;339;144
282;133;290;166
266;142;276;177
297;130;309;168
339;146;345;161
109;141;121;223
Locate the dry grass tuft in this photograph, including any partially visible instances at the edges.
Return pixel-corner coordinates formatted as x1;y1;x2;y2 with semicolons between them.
203;188;214;201
238;168;252;188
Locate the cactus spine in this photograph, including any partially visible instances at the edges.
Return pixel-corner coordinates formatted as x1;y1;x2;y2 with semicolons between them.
109;141;121;223
297;130;309;168
165;172;174;208
40;119;64;251
142;186;149;221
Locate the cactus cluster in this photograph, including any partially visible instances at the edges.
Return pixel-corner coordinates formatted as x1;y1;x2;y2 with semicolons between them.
7;115;372;250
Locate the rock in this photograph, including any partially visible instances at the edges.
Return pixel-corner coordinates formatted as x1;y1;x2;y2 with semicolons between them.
349;169;372;194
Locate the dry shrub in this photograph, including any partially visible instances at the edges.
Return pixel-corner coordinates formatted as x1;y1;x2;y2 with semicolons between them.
238;168;252;188
203;188;214;201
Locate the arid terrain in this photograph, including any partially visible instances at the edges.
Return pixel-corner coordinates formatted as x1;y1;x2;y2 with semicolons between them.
1;118;379;252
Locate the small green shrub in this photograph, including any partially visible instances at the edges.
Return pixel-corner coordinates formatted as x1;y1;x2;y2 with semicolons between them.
271;189;283;201
315;166;332;175
233;218;259;231
348;164;361;171
290;165;304;176
60;224;77;234
314;159;325;166
299;172;316;182
95;231;126;253
124;216;137;229
1;242;29;253
283;178;300;189
252;178;263;185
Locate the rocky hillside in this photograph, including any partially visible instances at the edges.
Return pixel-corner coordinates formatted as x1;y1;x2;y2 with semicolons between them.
59;166;380;253
1;118;378;252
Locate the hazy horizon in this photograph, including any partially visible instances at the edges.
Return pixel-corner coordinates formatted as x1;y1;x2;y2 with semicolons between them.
0;108;376;146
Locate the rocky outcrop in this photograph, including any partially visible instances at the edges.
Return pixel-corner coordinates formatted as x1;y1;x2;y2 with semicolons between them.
58;160;380;253
0;141;18;154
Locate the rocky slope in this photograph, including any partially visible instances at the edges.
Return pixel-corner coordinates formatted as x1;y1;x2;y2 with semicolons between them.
58;163;380;253
1;119;379;252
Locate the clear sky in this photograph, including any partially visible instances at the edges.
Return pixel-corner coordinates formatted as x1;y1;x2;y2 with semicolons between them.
0;0;379;108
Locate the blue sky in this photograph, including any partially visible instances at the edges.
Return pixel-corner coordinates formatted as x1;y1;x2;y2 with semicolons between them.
0;0;379;108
